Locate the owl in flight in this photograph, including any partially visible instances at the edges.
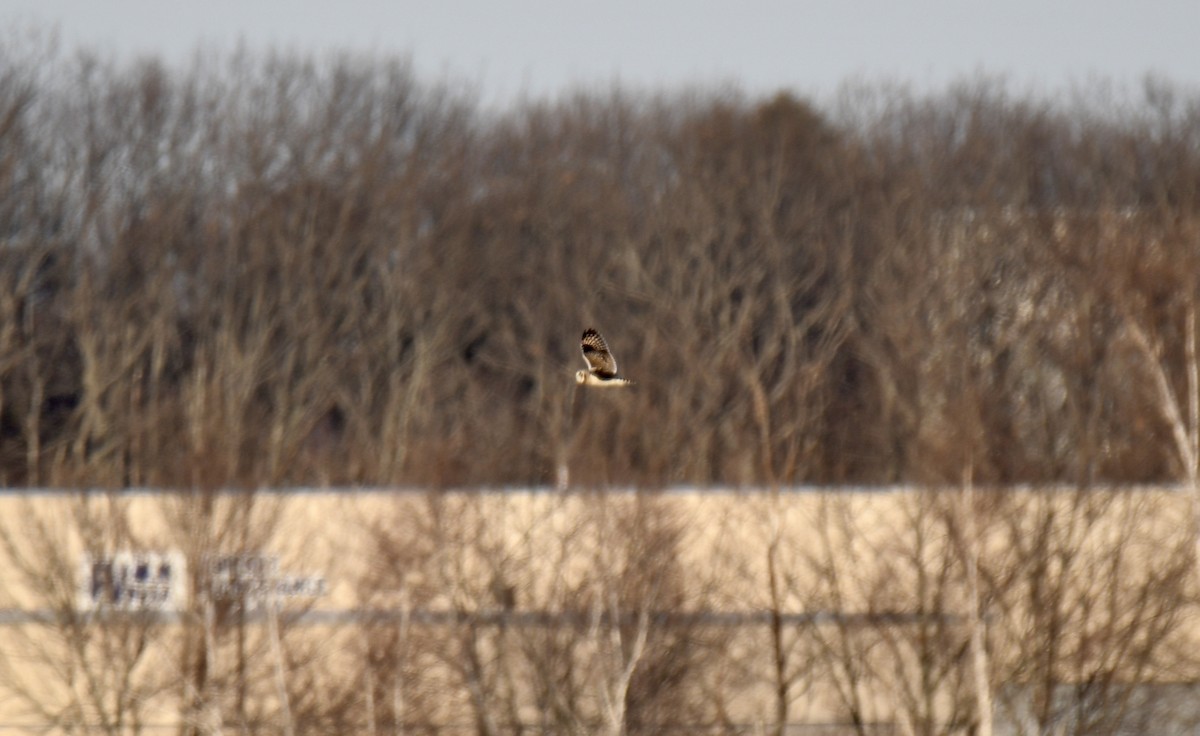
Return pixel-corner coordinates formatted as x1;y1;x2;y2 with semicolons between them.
576;328;634;387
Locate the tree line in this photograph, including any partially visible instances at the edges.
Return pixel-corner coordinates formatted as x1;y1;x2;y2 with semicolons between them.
0;33;1199;736
0;38;1198;490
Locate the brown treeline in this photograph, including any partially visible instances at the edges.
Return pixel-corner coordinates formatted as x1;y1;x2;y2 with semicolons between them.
1;40;1199;489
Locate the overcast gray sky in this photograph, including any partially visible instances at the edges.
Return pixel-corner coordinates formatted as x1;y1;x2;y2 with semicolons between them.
3;0;1198;106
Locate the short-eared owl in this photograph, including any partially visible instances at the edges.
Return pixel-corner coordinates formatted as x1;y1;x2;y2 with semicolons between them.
576;328;633;387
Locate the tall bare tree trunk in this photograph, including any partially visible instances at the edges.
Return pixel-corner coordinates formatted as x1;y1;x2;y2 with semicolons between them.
1126;304;1200;589
267;602;296;736
962;464;993;736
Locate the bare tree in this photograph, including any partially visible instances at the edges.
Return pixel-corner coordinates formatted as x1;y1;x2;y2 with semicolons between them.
0;496;171;734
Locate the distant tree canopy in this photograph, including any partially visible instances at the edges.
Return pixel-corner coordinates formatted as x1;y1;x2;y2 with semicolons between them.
0;38;1198;488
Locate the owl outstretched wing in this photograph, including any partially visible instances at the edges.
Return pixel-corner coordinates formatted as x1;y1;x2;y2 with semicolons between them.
580;328;618;379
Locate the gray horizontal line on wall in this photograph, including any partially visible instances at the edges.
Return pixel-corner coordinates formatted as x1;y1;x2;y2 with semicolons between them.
0;485;896;496
0;484;1185;497
0;607;958;627
0;721;900;734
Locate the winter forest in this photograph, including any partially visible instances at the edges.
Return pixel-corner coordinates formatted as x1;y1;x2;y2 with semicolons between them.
1;37;1198;490
1;32;1200;735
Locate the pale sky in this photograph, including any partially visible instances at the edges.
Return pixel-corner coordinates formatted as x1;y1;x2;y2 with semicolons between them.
3;0;1198;107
